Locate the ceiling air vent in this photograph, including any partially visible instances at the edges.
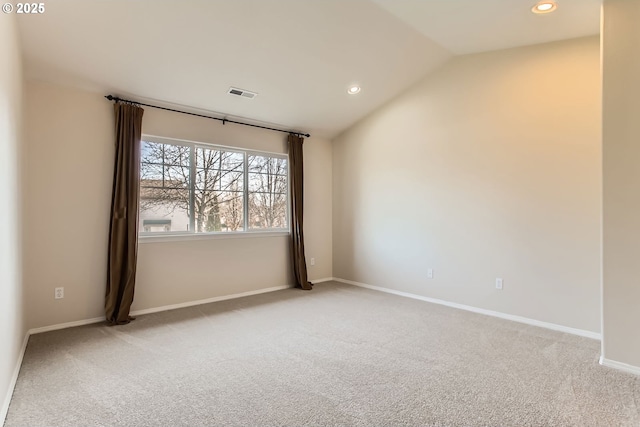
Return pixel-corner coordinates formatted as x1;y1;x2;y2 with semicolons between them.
228;87;258;99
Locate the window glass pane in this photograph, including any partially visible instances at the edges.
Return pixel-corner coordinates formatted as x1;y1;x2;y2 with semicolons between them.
248;192;287;229
194;148;243;188
141;141;190;188
226;152;244;169
141;161;164;182
141;141;159;163
195;167;243;191
248;155;288;229
194;146;216;169
140;189;191;233
162;166;190;188
141;166;189;189
140;139;288;235
163;144;190;165
194;148;243;170
193;190;244;232
248;155;287;174
140;140;191;233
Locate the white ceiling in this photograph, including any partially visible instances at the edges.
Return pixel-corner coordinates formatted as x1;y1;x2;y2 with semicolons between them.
17;0;601;138
372;0;602;55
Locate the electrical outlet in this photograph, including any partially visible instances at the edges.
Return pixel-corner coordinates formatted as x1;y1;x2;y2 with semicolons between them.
495;278;503;290
427;268;434;279
310;258;315;266
54;287;64;299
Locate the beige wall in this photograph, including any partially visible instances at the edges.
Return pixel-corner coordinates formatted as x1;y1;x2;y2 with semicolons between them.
24;81;113;329
302;133;333;281
602;0;640;368
23;80;332;329
333;36;601;333
0;13;25;420
136;107;333;309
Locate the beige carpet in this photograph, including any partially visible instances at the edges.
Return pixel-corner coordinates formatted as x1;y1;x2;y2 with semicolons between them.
5;282;639;426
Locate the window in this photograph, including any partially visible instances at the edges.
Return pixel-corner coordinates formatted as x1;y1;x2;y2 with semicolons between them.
139;137;288;235
248;155;288;229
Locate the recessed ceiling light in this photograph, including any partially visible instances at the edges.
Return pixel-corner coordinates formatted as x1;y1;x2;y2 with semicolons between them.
532;1;557;14
348;85;361;95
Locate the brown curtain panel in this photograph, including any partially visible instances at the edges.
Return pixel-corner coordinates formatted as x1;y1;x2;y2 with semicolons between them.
105;102;144;325
288;134;313;290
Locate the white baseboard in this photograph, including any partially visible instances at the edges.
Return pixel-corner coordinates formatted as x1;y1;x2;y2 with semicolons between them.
130;285;291;316
599;356;640;376
27;285;293;336
1;332;29;425
334;277;601;341
311;277;336;284
28;316;105;335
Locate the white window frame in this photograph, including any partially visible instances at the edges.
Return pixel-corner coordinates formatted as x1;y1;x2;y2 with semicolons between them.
139;135;290;243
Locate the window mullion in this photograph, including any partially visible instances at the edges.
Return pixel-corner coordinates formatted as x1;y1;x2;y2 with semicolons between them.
189;146;196;233
243;152;249;231
286;153;291;230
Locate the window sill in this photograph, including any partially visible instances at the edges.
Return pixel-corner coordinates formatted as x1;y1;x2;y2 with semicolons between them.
139;230;290;244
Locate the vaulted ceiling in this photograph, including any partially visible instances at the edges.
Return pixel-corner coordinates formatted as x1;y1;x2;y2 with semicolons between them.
17;0;601;138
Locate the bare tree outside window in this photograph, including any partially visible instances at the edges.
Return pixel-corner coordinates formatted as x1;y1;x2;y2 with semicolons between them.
139;139;288;235
248;155;288;229
140;141;244;233
194;146;244;232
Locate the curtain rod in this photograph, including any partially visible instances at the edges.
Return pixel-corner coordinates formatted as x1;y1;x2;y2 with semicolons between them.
104;95;311;138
